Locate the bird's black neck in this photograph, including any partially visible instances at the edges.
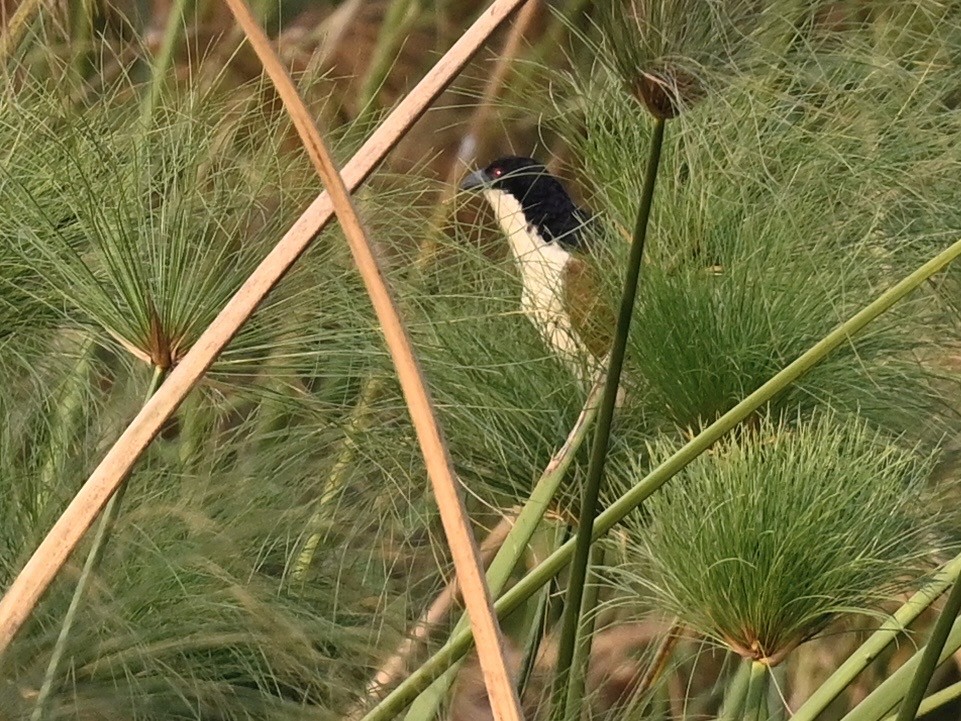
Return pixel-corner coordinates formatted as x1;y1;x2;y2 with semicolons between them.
526;199;591;250
501;175;589;251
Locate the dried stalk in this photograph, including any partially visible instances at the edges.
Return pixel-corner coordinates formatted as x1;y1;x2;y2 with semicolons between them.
220;3;524;719
0;0;46;63
420;0;542;268
31;366;166;720
636;622;682;699
390;376;606;721
367;369;604;703
0;0;531;657
299;0;540;581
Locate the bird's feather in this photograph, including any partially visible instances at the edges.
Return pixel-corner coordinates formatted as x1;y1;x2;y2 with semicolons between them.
563;255;614;360
463;157;615;380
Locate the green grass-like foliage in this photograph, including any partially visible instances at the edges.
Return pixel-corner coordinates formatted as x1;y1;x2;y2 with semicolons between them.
1;91;294;370
5;2;961;719
0;72;431;719
626;412;940;666
556;65;950;438
593;0;764;118
0;57;610;721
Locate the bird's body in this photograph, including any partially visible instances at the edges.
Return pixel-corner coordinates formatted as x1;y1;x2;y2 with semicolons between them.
480;186;586;362
461;157;612;381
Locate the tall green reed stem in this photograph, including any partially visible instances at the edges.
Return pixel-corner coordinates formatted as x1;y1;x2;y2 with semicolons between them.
767;665;788;721
361;234;961;721
792;552;961;721
552;115;666;721
883;679;961;721
722;660;754;721
141;0;190;125
31;364;165;721
563;543;605;715
516;525;566;700
742;661;769;721
895;576;961;721
399;380;605;721
292;376;385;583
839;616;961;721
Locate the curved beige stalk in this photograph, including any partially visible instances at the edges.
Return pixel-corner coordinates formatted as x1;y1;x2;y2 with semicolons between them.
0;0;530;657
421;0;542;266
220;2;524;719
0;0;46;62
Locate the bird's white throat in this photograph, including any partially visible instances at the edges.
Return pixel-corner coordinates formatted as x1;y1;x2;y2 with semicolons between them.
482;188;586;367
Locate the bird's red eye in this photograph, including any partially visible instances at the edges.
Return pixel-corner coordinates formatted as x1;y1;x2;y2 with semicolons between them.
491;167;503;177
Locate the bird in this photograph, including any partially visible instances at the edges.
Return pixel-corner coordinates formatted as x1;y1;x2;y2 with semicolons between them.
459;156;613;383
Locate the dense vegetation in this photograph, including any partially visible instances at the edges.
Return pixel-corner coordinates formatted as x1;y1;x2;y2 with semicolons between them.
3;2;961;720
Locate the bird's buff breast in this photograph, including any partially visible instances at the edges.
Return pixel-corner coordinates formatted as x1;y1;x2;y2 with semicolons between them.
483;189;586;362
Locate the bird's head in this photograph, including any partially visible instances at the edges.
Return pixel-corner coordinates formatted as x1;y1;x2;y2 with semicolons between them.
460;156;588;250
460;157;614;365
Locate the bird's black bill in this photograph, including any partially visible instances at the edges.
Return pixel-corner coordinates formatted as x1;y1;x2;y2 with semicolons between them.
459;169;491;191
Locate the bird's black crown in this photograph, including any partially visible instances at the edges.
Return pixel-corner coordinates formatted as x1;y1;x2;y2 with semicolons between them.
461;156;590;249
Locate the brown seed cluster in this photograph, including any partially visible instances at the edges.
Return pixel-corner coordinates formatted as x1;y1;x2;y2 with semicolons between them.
630;68;702;120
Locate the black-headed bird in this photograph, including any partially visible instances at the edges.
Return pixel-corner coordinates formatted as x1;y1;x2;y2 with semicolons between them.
460;157;613;383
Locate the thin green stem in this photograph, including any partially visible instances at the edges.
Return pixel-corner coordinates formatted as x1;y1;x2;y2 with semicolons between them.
792;552;961;721
895;577;961;721
292;376;385;583
31;364;165;721
552;115;666;721
358;0;420;113
742;662;769;721
402;651;460;720
839;616;961;721
563;544;606;716
883;679;961;721
722;659;754;721
398;380;605;721
482;378;601;598
141;0;191;125
767;664;788;721
359;235;961;721
516;572;554;701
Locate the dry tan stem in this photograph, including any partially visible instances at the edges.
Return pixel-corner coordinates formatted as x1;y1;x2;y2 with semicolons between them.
0;0;46;63
636;621;681;699
0;0;531;657
295;0;539;576
367;515;516;699
421;0;541;267
220;3;524;719
448;0;540;175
